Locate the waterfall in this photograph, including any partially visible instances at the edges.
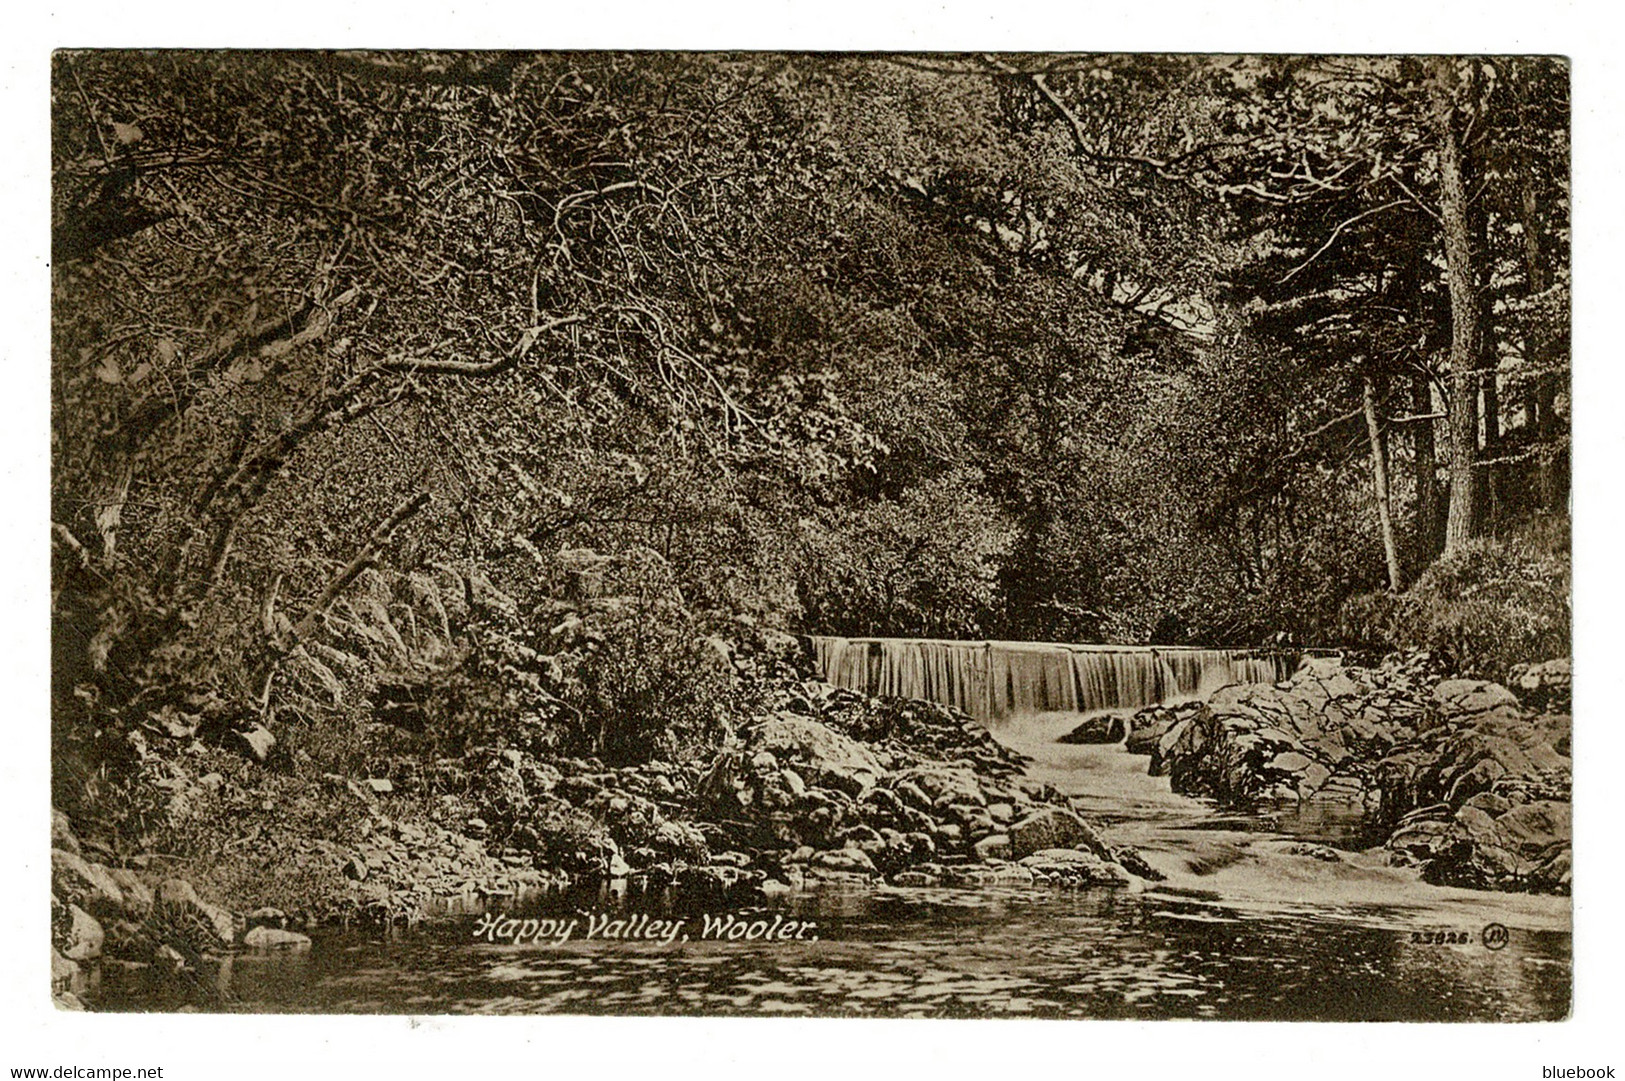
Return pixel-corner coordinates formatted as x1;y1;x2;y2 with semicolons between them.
808;636;1293;722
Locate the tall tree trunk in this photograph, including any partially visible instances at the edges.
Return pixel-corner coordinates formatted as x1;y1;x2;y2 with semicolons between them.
1394;218;1440;562
1471;179;1502;455
1364;374;1404;591
1513;61;1562;508
1463;75;1502;534
1473;193;1503;532
1430;56;1484;557
1412;370;1440;560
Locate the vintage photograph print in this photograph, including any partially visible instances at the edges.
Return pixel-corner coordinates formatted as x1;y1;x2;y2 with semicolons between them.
49;51;1571;1020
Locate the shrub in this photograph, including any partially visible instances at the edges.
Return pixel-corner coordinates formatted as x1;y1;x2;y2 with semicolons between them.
553;547;742;767
1338;520;1570;679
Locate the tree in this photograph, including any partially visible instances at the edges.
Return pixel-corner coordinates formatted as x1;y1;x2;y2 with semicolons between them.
1429;56;1485;554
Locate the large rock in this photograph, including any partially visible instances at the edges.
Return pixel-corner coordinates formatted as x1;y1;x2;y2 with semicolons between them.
1392;705;1572;811
243;926;313;951
51;947;82;996
973;833;1012;861
1495;800;1572;857
1433;680;1520;717
51;810;82;856
1507;659;1572;712
60;904;104;961
52;849;128;922
152;878;237;949
1007;807;1104;860
809;846;877;875
1385;798;1571;892
1125;704;1195;757
1017;848;1135;887
232;724;277;762
889;764;986;809
749;714;883;797
1058;713;1127;744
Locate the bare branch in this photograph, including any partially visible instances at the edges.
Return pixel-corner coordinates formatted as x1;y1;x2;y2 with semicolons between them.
378;315;584;375
252;491;433;706
289;492;433;645
1277;201;1407;285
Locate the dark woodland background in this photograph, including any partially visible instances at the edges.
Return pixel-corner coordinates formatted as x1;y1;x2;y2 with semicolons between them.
49;52;1569;915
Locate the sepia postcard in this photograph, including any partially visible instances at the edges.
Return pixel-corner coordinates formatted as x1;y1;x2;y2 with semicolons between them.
46;48;1573;1031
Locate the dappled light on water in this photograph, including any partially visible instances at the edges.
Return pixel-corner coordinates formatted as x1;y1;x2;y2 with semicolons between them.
99;707;1571;1020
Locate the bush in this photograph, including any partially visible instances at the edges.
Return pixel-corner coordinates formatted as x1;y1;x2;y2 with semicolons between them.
553;548;742;767
1338;519;1570;679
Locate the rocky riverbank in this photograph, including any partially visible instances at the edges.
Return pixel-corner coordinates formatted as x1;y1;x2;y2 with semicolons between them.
52;653;1158;1009
1113;653;1571;894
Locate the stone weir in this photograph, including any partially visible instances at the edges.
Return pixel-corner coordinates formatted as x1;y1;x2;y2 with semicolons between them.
807;636;1293;723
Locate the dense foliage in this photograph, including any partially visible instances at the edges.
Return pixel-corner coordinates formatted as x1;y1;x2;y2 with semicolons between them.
51;52;1570;837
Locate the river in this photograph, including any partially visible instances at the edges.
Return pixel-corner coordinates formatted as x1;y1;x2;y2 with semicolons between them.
93;710;1572;1020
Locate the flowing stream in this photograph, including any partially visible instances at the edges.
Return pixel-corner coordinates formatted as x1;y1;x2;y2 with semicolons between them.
94;707;1571;1020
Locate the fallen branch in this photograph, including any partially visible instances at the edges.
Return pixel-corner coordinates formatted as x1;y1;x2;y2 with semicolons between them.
290;491;433;645
253;491;432;708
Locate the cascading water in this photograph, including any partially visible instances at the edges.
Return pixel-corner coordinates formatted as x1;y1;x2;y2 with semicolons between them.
807;635;1292;722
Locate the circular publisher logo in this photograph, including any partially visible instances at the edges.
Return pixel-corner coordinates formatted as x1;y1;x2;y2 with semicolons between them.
1482;922;1510;950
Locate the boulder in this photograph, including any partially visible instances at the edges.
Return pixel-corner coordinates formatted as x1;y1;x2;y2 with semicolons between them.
242;926;313;951
973;833;1012;861
61;904;104;961
889;765;986;809
51;947;81;996
945;863;1038;886
1530;848;1572;893
233;723;277;762
152;878;237;948
749;714;882;797
1386;816;1469;868
51;810;81;856
52;849;127;922
1008;808;1103;860
1016;848;1134;887
1494;800;1571;858
1125;705;1192;757
1057;713;1127;744
891;869;940;887
1433;680;1520;717
810;847;876;875
1268;751;1313;774
248;907;288;929
1299;760;1332;795
1507;659;1572;712
649;820;710;863
1385;796;1570;891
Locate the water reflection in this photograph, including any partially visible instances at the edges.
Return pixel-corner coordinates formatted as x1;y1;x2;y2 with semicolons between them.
92;711;1572;1020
